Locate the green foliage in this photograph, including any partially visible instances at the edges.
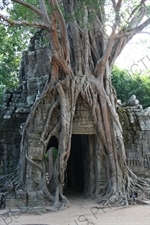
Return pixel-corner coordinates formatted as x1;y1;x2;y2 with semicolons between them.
45;147;58;163
52;147;58;163
0;24;33;105
9;1;39;22
112;66;150;109
44;153;48;159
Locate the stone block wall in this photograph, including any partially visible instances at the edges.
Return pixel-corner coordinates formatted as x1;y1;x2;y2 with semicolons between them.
0;30;50;176
0;84;29;175
118;105;150;177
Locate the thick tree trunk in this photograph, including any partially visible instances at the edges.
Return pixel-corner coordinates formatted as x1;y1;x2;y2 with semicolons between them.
1;0;150;210
14;73;150;208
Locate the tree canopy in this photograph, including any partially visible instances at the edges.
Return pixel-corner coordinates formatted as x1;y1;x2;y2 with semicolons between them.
0;24;34;104
0;1;150;81
0;0;150;103
112;66;150;108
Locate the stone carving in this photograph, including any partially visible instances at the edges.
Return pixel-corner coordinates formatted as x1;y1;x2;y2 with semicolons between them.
1;31;150;182
72;96;96;134
128;95;139;106
143;107;150;116
117;99;122;107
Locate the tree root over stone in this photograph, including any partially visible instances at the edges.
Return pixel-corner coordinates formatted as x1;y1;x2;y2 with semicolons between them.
1;76;150;210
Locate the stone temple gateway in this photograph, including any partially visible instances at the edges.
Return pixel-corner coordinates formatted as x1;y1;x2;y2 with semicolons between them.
0;32;150;206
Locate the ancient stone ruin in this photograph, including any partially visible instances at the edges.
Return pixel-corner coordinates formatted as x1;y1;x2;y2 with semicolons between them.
0;31;150;207
118;96;150;178
0;31;50;178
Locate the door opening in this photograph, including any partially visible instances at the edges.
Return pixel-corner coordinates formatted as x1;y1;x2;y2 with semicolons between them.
45;136;58;188
65;134;89;193
46;136;58;151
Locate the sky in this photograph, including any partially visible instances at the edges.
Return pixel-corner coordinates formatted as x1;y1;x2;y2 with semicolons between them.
115;33;150;75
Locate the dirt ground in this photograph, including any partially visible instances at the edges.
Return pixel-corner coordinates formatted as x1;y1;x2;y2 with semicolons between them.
0;190;150;225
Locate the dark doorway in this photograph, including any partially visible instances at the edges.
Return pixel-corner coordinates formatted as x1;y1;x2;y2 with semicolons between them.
46;136;58;151
46;136;58;190
65;135;89;193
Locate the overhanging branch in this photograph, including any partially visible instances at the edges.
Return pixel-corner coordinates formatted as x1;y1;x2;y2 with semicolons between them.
94;37;115;75
111;0;116;10
129;17;150;34
12;0;51;27
52;0;70;61
109;1;150;65
12;0;43;17
116;0;122;12
129;0;148;20
38;0;47;12
126;1;147;30
0;13;49;29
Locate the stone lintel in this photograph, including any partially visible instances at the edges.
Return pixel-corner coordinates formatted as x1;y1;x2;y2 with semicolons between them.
72;124;96;134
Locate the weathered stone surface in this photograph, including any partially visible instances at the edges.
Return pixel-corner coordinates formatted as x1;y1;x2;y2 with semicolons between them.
26;164;42;191
28;147;43;160
72;124;96;134
27;191;44;207
28;133;41;140
0;31;50;175
15;190;27;199
128;95;139;106
118;100;150;178
5;198;27;208
28;139;42;147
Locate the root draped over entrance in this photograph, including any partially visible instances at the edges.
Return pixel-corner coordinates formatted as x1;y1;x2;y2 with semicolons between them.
1;75;150;209
1;0;150;210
